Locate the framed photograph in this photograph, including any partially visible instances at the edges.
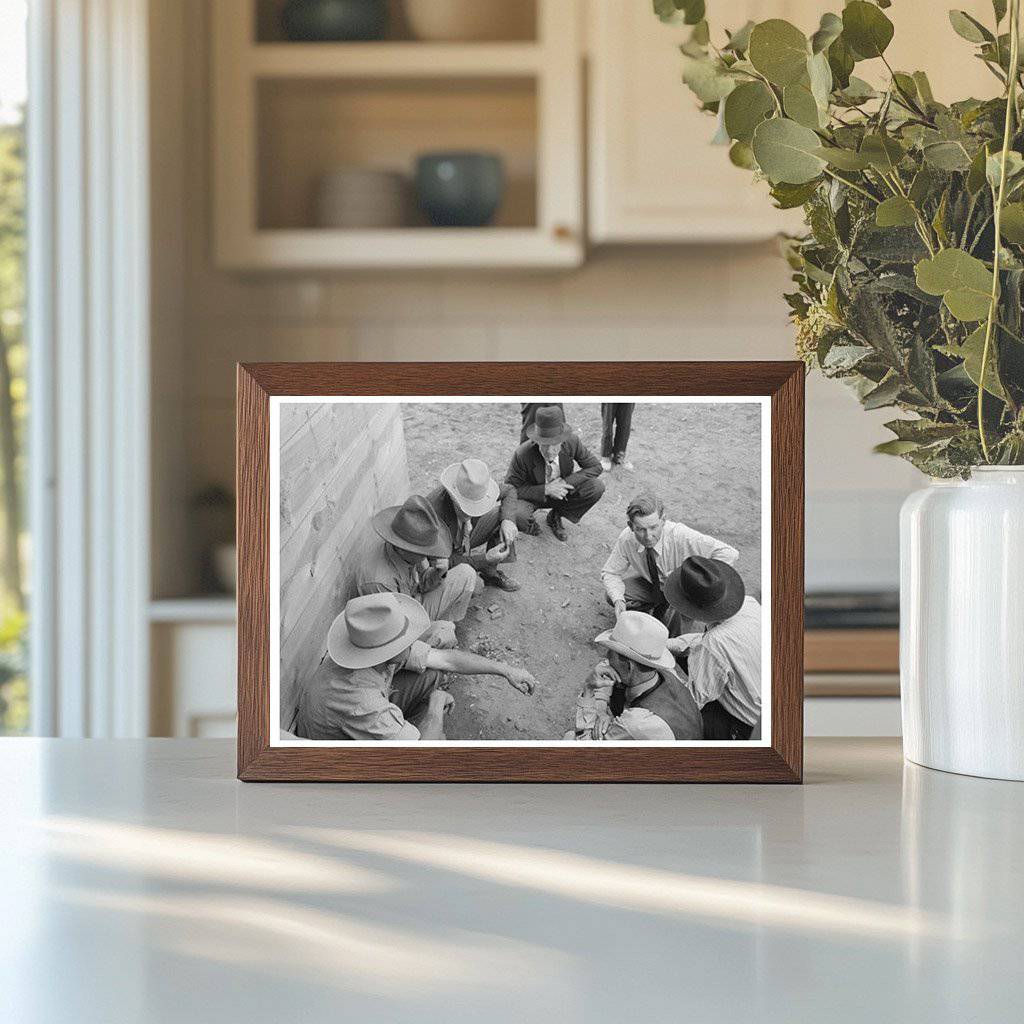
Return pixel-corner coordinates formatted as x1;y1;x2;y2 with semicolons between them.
237;362;804;782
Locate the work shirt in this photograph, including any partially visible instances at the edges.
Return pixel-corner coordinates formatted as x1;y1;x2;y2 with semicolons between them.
681;596;762;727
601;520;739;605
293;639;432;741
355;539;433;600
568;663;678;741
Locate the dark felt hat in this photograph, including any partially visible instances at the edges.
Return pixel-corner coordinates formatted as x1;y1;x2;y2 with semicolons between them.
664;556;746;623
372;494;452;558
525;405;573;446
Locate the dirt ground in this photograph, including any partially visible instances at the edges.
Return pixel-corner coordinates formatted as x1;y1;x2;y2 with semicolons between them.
404;401;762;741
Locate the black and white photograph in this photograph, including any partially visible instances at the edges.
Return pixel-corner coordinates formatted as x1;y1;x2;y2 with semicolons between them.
271;397;770;745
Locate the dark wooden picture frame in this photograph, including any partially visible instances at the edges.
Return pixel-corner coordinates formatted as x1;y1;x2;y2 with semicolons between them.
237;362;804;782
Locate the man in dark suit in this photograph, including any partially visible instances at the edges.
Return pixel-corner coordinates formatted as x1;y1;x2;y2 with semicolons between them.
425;458;520;592
519;402;564;444
505;405;605;542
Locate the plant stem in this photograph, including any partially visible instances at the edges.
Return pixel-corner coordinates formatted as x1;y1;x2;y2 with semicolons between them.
821;167;879;203
979;0;1021;463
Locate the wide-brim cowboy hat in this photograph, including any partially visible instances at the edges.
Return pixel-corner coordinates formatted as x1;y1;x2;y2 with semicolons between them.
525;405;574;446
595;611;681;681
372;494;451;558
664;556;746;624
440;459;500;518
327;592;430;670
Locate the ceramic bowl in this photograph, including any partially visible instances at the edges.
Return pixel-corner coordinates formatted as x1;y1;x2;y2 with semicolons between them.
315;168;409;228
403;0;534;42
414;152;505;227
281;0;388;42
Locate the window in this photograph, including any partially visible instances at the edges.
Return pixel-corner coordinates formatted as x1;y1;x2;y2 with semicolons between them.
0;0;28;734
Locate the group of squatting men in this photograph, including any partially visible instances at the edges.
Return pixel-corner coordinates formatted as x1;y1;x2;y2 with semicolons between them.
292;404;762;744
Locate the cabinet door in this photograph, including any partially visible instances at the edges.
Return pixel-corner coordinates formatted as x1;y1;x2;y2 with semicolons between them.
588;1;1003;244
589;1;815;243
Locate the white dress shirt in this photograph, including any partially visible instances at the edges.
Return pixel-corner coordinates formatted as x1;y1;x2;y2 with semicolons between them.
601;519;740;604
682;596;762;727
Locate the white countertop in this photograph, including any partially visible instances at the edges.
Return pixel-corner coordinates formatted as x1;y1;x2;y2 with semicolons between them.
1;738;1021;1023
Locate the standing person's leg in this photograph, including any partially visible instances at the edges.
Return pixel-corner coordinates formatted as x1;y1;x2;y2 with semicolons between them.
600;404;616;459
612;404;635;464
420;562;476;625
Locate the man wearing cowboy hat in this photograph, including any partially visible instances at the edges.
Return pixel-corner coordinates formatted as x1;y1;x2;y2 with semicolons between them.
293;592;538;741
505;405;605;542
425;457;521;593
601;492;739;632
355;494;476;647
566;610;703;741
663;557;762;741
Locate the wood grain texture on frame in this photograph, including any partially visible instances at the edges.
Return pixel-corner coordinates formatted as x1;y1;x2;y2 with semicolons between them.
237;362;804;783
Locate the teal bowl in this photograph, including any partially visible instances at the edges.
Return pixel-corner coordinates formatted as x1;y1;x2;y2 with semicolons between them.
415;152;505;228
281;0;388;42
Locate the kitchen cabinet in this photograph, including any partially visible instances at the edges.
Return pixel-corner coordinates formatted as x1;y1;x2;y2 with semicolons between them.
587;0;1000;244
212;0;584;269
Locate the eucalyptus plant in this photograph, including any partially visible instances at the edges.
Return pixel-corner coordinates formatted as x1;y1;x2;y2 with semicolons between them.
658;0;1024;475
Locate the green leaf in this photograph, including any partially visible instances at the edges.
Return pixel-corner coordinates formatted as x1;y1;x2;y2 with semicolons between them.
948;10;993;44
724;20;755;53
814;145;872;170
654;0;705;25
810;12;843;54
770;179;820;209
807;51;833;110
923;141;973;171
909;165;936;205
827;35;855;89
783;83;822;129
860;133;905;173
967;142;993;193
723;81;775;143
1000;202;1024;242
915;249;994;321
748;19;810;87
690;20;710;46
862;374;902;409
993;1;1008;24
874;439;922;455
836;75;877;104
842;1;894;60
912;71;935;105
752;117;827;184
728;140;757;169
986;150;1024;190
681;55;737;103
885;418;962;443
875;196;918;228
959;324;1007;398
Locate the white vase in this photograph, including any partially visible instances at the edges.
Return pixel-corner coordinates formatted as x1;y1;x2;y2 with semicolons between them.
900;467;1024;780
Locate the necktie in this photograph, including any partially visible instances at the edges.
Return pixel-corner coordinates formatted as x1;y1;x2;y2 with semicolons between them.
546;457;558;482
645;546;662;600
457;517;471;554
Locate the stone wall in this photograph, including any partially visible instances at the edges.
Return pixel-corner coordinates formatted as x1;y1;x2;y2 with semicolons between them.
278;401;409;728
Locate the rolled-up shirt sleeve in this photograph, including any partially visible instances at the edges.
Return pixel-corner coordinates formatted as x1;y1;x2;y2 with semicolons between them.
398;639;432;675
601;532;631;604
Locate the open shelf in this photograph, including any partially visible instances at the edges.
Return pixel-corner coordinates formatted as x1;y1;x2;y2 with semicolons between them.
254;0;538;45
249;42;544;77
257;76;537;232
